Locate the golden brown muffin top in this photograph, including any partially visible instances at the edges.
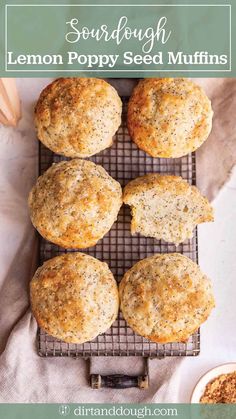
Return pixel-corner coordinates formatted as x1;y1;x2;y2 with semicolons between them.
30;252;119;343
28;159;122;248
128;78;213;158
120;253;215;343
35;78;122;157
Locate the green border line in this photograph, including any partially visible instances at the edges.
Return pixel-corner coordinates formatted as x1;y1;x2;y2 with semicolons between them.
4;3;232;73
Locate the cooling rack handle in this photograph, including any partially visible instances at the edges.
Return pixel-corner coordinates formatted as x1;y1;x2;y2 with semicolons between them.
90;373;149;389
90;357;149;389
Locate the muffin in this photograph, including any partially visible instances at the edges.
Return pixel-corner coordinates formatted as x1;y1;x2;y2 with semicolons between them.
28;159;122;248
127;78;213;158
30;253;119;343
119;253;215;343
35;78;122;157
123;174;213;245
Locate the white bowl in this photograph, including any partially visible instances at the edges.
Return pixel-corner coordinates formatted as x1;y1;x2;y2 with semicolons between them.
191;362;236;403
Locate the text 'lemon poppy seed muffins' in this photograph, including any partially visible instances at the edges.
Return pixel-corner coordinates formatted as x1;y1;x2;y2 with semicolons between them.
123;174;213;245
30;253;119;344
119;253;215;344
28;159;122;248
127;78;213;158
35;78;122;158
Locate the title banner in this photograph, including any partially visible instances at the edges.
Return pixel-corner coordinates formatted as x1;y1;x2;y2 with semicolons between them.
0;0;235;77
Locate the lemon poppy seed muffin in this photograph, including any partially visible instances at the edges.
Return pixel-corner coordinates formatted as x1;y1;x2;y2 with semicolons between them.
30;253;119;343
119;253;215;344
28;159;122;248
35;78;122;157
123;174;213;245
127;78;213;158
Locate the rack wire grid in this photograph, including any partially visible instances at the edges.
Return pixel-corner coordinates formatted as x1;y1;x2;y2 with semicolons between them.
38;96;200;358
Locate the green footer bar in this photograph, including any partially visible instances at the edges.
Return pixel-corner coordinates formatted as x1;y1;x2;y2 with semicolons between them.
0;404;236;419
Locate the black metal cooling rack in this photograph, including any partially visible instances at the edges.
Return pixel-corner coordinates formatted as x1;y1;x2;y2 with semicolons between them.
38;97;200;359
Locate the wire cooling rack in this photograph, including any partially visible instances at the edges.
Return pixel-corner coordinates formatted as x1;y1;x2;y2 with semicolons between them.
38;97;200;358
